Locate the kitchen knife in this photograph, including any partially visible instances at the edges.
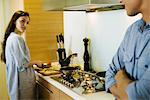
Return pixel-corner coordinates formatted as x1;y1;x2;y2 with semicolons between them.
56;35;60;48
59;33;64;48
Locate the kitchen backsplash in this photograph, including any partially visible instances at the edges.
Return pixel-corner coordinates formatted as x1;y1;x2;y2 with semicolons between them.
64;10;141;72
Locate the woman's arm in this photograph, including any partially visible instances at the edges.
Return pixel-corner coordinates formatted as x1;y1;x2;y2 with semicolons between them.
28;60;43;67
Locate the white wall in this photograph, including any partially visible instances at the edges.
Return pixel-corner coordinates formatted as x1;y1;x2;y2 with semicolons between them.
64;10;141;72
64;11;87;69
0;0;24;42
87;10;141;71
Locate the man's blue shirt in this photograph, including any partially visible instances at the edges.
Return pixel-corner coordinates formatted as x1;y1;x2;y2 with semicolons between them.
105;19;150;100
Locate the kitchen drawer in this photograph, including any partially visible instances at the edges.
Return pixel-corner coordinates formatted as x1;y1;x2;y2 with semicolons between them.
37;81;52;100
37;76;59;100
36;75;72;100
59;90;72;100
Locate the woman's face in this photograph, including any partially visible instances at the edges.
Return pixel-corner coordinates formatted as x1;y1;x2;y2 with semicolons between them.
15;16;30;33
120;0;142;16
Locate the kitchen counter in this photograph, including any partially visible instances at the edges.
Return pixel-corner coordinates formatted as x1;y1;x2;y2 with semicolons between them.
36;72;115;100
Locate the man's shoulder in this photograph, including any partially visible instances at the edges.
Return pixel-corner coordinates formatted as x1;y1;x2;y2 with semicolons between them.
129;19;142;28
124;19;142;38
125;19;142;33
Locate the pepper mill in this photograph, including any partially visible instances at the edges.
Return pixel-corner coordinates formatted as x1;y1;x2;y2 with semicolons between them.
83;38;89;71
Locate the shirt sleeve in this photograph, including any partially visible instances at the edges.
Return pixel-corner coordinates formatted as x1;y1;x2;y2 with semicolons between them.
11;36;30;72
105;26;131;92
126;64;150;99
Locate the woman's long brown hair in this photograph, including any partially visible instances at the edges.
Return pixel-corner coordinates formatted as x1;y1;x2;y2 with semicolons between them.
1;10;29;63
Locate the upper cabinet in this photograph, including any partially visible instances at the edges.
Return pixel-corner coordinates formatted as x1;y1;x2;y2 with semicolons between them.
43;0;66;11
43;0;124;12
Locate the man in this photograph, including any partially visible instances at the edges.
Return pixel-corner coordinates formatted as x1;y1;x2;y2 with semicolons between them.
105;0;150;99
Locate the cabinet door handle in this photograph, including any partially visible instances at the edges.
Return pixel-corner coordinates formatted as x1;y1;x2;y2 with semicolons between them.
37;81;53;94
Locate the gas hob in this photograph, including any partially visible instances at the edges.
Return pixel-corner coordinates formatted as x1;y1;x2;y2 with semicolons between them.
51;70;105;94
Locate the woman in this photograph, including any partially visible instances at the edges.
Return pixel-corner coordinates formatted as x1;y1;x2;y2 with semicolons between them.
1;10;42;100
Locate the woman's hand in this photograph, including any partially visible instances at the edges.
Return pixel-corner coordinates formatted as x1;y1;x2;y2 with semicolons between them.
30;60;43;68
34;60;43;67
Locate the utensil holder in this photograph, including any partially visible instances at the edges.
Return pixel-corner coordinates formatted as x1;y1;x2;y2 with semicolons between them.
57;48;66;67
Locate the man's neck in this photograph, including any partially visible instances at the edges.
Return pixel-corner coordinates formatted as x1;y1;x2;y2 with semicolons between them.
142;13;150;24
141;1;150;24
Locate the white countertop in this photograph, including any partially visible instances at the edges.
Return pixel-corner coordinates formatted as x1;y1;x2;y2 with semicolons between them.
36;72;114;100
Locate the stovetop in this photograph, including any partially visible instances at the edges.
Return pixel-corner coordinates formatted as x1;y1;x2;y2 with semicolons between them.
51;70;105;94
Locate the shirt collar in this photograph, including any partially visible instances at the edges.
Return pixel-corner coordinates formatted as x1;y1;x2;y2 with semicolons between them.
138;19;150;33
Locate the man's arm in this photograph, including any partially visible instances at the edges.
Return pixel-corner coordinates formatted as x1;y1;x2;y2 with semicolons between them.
125;68;150;99
113;68;150;100
114;70;133;100
105;45;126;92
108;70;133;100
105;26;132;97
109;83;120;99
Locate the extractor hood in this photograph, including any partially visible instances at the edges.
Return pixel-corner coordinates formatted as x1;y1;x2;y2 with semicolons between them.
43;0;124;12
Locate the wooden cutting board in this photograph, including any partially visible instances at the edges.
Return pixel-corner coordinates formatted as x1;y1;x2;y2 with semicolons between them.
39;69;61;76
